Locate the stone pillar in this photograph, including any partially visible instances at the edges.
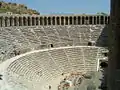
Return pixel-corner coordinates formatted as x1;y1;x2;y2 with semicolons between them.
29;17;32;26
38;17;40;25
0;17;2;27
34;17;36;26
16;17;19;26
92;16;94;25
108;0;120;90
67;16;69;25
59;17;61;25
103;16;105;25
76;16;78;25
10;17;14;26
5;17;9;27
25;17;28;26
2;17;5;27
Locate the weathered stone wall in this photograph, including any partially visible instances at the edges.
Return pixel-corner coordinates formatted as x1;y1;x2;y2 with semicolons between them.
0;14;109;27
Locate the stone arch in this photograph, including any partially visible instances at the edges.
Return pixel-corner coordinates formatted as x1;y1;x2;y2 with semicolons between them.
89;16;93;24
105;16;108;24
100;61;108;68
100;16;104;24
82;16;85;24
14;17;18;26
61;16;64;25
36;17;39;25
28;17;31;26
23;17;27;26
78;16;81;25
19;17;22;26
65;17;68;25
52;16;55;25
40;17;43;25
94;16;97;24
44;17;47;25
56;17;60;25
97;16;100;24
85;16;89;24
48;17;51;25
108;16;110;24
32;17;35;26
69;16;72;25
74;16;77;25
0;17;2;27
5;17;8;27
10;17;14;26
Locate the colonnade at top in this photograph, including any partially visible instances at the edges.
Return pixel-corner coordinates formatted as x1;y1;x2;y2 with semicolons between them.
0;15;110;27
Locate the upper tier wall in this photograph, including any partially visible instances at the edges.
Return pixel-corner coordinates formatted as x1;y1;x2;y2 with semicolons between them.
0;14;110;27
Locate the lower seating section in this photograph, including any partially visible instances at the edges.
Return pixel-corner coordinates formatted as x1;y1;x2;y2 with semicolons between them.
83;47;98;71
5;46;107;90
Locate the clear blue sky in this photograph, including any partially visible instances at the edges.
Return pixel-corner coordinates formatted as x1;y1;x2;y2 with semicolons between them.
3;0;110;15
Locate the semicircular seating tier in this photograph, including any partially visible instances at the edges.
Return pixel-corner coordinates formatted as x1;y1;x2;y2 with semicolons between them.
0;46;108;90
0;25;108;62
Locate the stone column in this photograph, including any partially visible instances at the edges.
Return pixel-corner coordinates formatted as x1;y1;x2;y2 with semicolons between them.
16;17;19;26
92;16;94;25
67;17;69;25
25;17;28;26
108;0;120;90
103;16;105;25
2;17;5;27
29;17;32;26
38;17;40;26
59;17;61;25
34;17;36;26
5;17;9;27
10;17;14;26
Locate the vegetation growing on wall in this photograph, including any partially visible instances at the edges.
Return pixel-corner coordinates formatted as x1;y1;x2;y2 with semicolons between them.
0;1;40;15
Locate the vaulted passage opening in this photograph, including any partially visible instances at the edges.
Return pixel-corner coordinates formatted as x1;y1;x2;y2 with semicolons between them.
50;44;53;48
100;62;108;68
88;42;92;46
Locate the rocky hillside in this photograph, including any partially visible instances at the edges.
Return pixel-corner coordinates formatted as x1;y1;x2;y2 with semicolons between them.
0;1;40;15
